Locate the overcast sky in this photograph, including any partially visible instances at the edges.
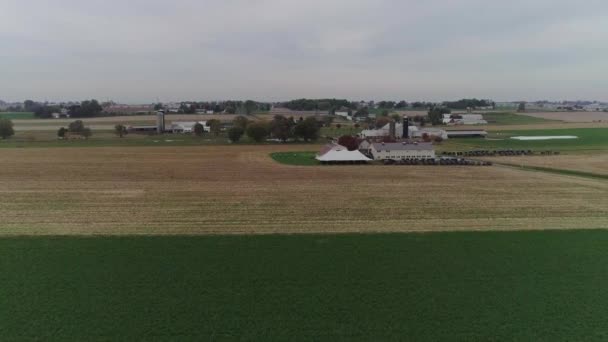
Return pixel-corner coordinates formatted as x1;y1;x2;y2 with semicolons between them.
1;0;607;103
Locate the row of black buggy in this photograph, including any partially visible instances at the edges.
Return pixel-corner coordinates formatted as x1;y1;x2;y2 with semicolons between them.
383;158;492;166
441;149;560;157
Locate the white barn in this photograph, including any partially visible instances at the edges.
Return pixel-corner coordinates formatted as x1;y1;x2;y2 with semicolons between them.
369;142;435;161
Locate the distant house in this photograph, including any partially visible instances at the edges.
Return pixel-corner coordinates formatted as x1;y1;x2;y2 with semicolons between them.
369;142;435;160
51;112;71;119
334;112;352;121
170;121;209;133
316;143;371;164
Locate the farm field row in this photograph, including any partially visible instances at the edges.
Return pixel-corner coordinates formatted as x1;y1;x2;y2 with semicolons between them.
0;145;606;235
3;231;608;340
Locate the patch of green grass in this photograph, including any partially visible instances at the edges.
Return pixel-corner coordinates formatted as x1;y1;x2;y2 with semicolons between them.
3;232;608;340
482;112;558;125
271;151;319;165
443;128;608;151
0;112;35;120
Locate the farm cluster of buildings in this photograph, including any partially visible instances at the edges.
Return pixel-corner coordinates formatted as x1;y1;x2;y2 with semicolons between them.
317;116;437;164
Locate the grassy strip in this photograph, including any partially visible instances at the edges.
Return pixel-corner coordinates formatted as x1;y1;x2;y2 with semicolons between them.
0;112;35;120
270;151;319;165
498;162;608;180
3;231;608;340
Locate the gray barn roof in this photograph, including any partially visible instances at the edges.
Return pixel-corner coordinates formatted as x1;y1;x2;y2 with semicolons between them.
371;142;434;151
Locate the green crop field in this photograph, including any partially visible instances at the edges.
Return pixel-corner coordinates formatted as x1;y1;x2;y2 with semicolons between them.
0;112;35;120
443;128;608;152
482;112;558;125
270;151;319;165
2;231;608;340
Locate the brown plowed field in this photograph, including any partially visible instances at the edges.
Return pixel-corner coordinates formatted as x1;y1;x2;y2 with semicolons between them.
1;145;606;235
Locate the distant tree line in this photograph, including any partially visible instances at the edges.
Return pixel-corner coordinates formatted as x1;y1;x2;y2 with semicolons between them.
281;99;356;112
442;99;495;110
22;99;103;119
163;100;271;115
226;115;321;143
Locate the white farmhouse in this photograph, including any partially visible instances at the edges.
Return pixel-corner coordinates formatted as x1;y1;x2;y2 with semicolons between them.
369;142;435;160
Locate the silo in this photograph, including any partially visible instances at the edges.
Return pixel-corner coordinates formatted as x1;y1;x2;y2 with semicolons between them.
402;116;410;139
156;111;165;134
389;121;396;139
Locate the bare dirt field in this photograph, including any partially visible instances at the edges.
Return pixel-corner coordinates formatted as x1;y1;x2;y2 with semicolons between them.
0;145;606;235
523;111;608;123
481;153;608;176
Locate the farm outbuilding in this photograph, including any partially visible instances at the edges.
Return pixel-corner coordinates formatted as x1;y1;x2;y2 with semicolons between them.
170;121;209;133
316;143;371;164
370;142;435;160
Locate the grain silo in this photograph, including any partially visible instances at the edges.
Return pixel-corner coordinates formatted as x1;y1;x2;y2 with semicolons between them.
402;116;410;139
156;110;165;134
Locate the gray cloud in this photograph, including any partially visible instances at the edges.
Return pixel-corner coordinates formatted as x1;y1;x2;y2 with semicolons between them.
1;0;607;102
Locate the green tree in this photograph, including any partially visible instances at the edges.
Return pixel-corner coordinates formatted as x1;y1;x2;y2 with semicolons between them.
233;116;250;129
193;123;205;137
81;128;92;139
69;100;103;118
294;117;320;142
269;115;294;142
23;100;36;111
427;106;450;126
518;102;526;112
114;124;127;138
206;119;222;136
0;118;15;139
68;120;86;133
246;122;269;142
228;127;245;142
244;100;258;115
57;127;67;139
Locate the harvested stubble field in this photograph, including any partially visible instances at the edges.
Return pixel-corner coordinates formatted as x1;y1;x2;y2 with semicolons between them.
481;153;608;177
1;145;607;235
